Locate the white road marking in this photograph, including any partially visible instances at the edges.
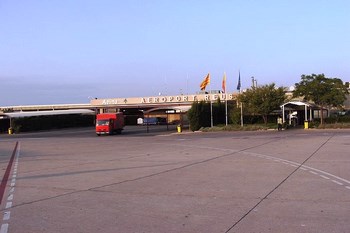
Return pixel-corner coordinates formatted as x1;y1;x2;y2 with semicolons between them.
5;202;12;209
331;180;343;186
320;175;330;180
0;224;8;233
304;166;350;185
0;143;20;233
2;212;10;221
241;150;350;190
309;171;318;175
7;194;13;201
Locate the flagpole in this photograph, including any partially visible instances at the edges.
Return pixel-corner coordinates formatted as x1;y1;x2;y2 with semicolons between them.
210;80;213;128
200;73;212;127
236;70;243;127
225;95;228;126
224;72;228;126
240;92;243;127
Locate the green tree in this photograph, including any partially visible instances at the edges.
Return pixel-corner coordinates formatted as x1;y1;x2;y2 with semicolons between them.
229;103;241;125
239;83;286;124
187;101;210;131
293;73;349;126
187;99;230;131
213;98;226;125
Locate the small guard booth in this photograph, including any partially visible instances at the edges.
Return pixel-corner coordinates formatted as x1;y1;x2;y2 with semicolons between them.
280;101;317;129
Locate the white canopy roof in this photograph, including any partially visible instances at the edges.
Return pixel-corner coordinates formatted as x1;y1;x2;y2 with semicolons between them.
281;101;311;108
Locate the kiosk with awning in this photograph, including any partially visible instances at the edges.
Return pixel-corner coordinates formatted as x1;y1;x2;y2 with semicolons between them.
280;101;317;128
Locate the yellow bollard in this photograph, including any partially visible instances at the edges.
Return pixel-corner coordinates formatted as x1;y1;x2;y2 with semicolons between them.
177;125;182;133
304;121;309;129
8;127;13;135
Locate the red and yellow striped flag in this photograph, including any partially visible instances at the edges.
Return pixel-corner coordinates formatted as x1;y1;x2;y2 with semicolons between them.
200;73;210;90
222;72;226;93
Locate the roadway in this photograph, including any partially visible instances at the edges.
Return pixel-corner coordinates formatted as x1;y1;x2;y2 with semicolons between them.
1;127;350;233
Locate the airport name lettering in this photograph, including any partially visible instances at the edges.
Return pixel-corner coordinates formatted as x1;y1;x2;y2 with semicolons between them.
141;95;193;103
100;94;234;105
141;94;234;104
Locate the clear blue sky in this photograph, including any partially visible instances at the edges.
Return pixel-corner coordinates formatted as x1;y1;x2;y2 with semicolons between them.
1;0;349;105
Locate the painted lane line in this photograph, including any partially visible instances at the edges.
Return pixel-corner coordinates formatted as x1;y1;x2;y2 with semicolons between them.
309;171;318;175
0;224;8;233
0;142;18;204
242;151;350;186
242;148;350;194
243;151;301;167
332;180;343;186
7;194;13;201
301;165;350;185
320;175;330;180
2;212;10;221
5;202;12;209
0;142;20;233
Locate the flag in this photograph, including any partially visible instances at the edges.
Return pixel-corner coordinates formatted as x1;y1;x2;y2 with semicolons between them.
237;71;241;91
222;72;226;93
200;73;210;90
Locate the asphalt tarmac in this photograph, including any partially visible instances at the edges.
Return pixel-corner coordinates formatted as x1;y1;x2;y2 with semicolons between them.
1;127;350;233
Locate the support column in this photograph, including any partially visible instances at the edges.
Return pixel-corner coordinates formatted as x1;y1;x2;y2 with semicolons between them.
305;105;308;122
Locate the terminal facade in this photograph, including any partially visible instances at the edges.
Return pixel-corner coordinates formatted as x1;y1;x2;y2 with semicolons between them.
90;93;237;125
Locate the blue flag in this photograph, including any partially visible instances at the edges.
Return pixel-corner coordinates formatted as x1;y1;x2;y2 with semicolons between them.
237;71;241;91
